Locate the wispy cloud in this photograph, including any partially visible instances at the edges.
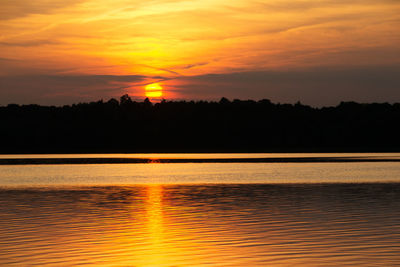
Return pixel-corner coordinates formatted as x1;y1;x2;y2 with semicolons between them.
0;57;19;62
173;65;400;106
0;39;59;47
0;0;85;20
0;74;156;105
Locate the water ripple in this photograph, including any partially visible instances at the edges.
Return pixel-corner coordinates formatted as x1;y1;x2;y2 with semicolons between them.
1;184;400;266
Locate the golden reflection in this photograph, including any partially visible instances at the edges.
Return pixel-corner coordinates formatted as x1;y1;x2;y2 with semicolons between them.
140;185;203;266
147;158;161;163
144;185;166;266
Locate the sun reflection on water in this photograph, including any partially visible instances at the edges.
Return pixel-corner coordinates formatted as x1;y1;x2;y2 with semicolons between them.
143;185;166;266
1;184;400;266
146;185;163;240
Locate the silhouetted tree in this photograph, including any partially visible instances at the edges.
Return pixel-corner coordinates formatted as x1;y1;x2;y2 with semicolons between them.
1;97;400;153
219;97;230;105
120;94;132;106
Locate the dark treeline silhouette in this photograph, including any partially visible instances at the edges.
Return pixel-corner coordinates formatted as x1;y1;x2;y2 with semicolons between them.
1;95;400;153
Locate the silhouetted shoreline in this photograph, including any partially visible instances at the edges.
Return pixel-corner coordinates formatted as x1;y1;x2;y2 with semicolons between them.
1;96;400;153
1;156;400;165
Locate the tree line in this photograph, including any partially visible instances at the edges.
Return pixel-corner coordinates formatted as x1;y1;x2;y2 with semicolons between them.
1;95;400;153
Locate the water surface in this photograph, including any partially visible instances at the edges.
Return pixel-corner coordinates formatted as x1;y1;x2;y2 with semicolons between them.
1;184;400;266
1;153;400;266
1;161;400;186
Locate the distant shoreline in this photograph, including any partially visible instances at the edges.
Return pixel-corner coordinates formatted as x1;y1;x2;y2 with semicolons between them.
2;99;400;154
1;157;400;165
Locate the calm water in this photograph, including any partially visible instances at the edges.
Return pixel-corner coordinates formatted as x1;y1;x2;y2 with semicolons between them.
1;154;400;266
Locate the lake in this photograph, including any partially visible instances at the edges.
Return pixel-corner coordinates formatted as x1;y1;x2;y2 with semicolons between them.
1;153;400;266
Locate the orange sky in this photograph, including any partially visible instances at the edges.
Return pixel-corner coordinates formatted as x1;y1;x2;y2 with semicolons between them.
1;0;399;105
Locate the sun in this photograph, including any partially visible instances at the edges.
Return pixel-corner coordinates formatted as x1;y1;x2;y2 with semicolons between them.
145;83;163;98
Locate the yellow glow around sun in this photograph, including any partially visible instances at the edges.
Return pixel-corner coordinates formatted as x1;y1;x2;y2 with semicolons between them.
145;83;163;98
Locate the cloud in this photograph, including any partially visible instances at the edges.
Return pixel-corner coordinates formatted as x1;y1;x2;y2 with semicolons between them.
0;74;157;105
0;0;84;20
174;65;400;106
253;0;400;12
0;57;19;62
179;62;210;70
139;64;181;76
0;40;59;47
2;66;400;107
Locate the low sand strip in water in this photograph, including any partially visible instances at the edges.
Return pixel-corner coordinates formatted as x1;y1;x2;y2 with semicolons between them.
1;157;400;165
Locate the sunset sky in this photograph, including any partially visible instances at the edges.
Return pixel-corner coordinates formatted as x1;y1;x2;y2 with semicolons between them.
1;0;399;106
